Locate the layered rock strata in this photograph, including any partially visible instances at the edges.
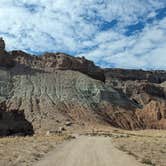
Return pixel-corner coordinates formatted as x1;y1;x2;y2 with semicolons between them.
0;38;166;135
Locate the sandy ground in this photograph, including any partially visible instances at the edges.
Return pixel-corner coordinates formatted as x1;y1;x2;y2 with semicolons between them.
34;136;145;166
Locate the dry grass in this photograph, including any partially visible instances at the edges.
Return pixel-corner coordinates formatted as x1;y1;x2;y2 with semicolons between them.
112;130;166;166
83;127;166;166
1;127;166;166
0;134;72;166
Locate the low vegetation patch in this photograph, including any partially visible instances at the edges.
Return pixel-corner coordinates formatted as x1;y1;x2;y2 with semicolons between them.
141;158;155;166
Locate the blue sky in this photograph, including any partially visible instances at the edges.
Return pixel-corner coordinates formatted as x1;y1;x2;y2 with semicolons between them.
0;0;166;69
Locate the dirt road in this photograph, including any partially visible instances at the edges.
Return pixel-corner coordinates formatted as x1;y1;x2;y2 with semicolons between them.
34;136;145;166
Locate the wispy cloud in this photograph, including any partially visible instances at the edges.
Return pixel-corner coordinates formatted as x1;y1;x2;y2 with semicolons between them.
0;0;166;69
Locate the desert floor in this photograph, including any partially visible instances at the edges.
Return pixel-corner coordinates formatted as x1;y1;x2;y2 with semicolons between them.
0;128;166;166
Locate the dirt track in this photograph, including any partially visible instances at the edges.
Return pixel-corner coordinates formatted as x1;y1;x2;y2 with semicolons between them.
34;136;146;166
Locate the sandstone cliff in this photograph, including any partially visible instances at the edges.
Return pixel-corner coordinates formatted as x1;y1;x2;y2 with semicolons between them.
10;51;105;82
0;38;166;135
105;69;166;129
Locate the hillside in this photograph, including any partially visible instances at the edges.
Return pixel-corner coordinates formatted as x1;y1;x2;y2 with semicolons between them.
0;38;166;136
105;69;166;129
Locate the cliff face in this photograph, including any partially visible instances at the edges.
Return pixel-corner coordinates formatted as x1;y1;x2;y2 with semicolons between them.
105;68;166;83
10;51;105;82
105;69;166;129
0;38;166;135
1;65;141;133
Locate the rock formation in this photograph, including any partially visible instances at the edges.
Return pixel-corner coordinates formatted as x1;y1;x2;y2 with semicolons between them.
0;38;166;135
0;38;5;50
105;68;166;129
0;38;15;68
0;101;34;136
105;68;166;83
10;51;105;82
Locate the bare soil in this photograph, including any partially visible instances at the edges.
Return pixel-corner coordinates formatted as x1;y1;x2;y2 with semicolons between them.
34;135;145;166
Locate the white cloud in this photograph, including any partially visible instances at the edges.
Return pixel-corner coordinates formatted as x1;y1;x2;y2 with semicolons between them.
0;0;166;69
84;17;166;69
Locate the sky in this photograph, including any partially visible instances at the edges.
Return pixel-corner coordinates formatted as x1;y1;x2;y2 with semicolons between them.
0;0;166;69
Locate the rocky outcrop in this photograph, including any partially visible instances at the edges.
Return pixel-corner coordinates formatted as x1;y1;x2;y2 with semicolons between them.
10;51;105;82
0;38;14;68
0;50;15;68
0;38;5;50
0;101;34;137
105;68;166;129
136;100;166;129
105;68;166;83
0;107;34;136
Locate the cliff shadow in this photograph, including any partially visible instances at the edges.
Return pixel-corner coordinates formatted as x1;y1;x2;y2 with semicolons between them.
9;63;48;76
0;109;34;136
